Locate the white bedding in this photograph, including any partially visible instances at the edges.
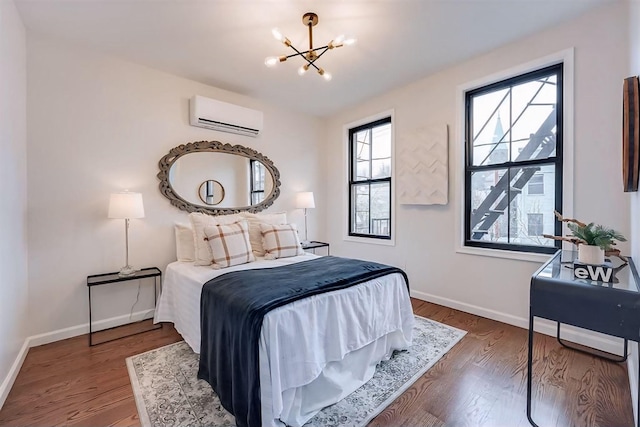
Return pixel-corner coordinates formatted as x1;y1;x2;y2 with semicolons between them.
154;254;414;427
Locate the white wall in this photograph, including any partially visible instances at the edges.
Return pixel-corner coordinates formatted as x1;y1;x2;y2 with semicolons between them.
627;0;640;422
26;35;324;337
324;3;629;337
0;0;28;407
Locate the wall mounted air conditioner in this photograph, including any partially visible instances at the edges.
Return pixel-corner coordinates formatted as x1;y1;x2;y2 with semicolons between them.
189;95;263;137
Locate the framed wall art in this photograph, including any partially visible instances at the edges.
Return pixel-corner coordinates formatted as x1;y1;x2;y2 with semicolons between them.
623;76;639;192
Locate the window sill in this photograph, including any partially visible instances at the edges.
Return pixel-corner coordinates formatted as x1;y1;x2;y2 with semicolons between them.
344;235;396;247
456;245;552;263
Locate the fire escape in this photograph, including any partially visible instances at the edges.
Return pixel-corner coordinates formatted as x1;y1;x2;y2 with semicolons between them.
470;78;557;241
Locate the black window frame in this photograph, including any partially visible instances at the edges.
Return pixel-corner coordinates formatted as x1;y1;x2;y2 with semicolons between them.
348;116;392;240
464;63;563;254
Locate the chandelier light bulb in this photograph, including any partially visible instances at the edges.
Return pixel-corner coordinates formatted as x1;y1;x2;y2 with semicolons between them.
264;56;278;67
298;65;308;76
271;28;285;42
323;72;332;81
343;37;357;46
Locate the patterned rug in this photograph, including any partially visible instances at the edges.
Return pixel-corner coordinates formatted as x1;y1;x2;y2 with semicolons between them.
126;316;465;427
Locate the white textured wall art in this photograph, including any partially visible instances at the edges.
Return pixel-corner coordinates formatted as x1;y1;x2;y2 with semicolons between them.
397;124;449;205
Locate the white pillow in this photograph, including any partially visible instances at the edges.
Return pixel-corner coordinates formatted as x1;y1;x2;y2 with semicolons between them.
241;211;288;256
203;220;255;269
189;212;245;266
174;223;195;262
260;223;304;260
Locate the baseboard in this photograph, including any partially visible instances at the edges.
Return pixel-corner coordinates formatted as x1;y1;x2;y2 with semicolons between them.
29;309;155;347
629;346;639;426
0;309;157;410
411;290;625;355
0;339;29;409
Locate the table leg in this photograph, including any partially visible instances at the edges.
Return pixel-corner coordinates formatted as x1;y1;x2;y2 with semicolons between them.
527;312;540;427
556;322;628;362
88;287;93;346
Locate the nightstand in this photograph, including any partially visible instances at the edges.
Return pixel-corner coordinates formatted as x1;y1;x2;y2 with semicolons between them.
87;267;162;346
301;241;330;255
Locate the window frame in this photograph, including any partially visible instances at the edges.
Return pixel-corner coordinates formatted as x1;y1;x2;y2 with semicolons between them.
348;116;393;240
249;159;265;205
463;63;564;255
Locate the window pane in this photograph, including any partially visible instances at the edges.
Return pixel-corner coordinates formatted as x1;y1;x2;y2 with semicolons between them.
370;182;390;237
353;129;371;181
471;73;558;166
350;182;390;237
371;124;391;179
351;183;370;234
471;89;511;166
469;169;507;242
470;165;555;247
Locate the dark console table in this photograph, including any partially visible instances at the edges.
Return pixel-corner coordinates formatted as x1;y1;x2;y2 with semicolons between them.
528;250;640;427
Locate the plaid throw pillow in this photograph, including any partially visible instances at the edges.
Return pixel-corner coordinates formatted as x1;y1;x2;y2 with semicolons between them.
203;220;255;269
260;223;304;260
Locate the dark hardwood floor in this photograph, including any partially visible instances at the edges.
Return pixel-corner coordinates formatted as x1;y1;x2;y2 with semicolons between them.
0;299;634;426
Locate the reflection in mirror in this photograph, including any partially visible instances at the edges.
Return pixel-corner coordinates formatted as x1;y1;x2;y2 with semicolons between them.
198;180;225;206
158;141;280;215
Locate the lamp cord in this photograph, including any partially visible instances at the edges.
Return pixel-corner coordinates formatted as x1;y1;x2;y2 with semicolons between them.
129;282;141;321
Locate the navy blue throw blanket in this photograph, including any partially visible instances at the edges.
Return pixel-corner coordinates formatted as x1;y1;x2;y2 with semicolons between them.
197;256;409;427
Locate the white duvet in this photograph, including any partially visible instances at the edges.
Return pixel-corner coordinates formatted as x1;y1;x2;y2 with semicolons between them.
154;254;414;427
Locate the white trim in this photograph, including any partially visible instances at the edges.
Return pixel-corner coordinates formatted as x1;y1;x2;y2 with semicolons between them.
629;346;639;426
0;308;157;410
454;48;575;261
342;109;396;246
0;339;29;409
29;309;155;347
411;289;626;355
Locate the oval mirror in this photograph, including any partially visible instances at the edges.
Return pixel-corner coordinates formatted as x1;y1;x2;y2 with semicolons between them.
158;141;281;214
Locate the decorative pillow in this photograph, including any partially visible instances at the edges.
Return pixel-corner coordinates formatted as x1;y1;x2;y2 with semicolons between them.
189;212;245;266
203;220;255;269
174;223;195;262
260;223;304;260
241;211;288;256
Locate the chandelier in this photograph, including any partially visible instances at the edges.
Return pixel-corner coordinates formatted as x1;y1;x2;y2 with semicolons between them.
264;12;356;81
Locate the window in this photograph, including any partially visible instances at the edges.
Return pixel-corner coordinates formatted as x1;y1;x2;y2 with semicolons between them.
349;117;392;239
464;64;563;254
250;160;265;205
528;213;544;236
528;173;544;195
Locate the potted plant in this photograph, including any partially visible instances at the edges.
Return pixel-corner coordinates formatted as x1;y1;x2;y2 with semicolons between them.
543;211;627;265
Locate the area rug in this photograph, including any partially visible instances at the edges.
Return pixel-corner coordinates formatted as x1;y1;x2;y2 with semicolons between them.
126;316;465;427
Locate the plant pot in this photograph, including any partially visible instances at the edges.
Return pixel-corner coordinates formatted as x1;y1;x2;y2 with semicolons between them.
578;244;605;265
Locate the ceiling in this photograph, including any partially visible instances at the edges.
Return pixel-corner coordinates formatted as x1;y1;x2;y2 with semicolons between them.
16;0;613;117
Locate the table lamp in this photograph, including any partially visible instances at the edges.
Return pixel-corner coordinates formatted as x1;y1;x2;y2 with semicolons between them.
296;191;315;245
108;191;145;277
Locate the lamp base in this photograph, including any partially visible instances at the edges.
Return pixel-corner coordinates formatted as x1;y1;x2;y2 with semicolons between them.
118;265;137;277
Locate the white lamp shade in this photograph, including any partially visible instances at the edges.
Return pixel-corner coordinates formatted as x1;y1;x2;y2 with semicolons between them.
296;192;315;209
108;192;145;219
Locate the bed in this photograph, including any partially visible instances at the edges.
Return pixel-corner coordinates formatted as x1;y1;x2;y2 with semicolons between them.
154;253;414;427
